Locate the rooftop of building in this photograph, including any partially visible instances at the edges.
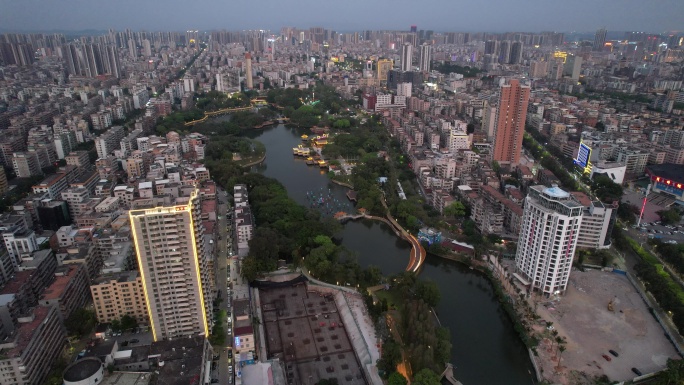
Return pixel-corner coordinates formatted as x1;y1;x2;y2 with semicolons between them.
200;199;216;213
85;339;118;358
32;173;67;188
148;335;206;359
153;354;203;385
232;298;251;319
18;248;53;270
0;294;15;308
63;357;102;382
0;270;34;295
570;191;593;207
544;186;571;198
3;305;52;358
41;265;79;301
647;163;684;183
100;372;151;385
92;270;140;285
112;345;151;366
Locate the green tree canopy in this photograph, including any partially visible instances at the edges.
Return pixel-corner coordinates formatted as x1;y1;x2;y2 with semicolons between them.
65;308;97;337
658;208;681;225
591;174;623;203
388;372;408;385
120;314;138;331
377;338;402;376
411;369;441;385
415;280;441;307
443;201;466;218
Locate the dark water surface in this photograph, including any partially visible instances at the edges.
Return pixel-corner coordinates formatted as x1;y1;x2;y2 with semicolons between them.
239;123;535;384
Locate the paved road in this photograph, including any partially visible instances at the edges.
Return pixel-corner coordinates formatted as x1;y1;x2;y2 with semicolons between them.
216;188;233;385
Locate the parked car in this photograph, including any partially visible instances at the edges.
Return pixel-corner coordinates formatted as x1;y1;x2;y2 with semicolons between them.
602;354;612;361
632;368;643;376
130;339;140;343
609;350;619;357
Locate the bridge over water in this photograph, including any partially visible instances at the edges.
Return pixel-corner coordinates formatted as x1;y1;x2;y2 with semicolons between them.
334;212;425;273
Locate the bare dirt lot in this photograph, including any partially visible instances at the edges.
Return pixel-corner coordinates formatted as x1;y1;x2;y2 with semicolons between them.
534;269;679;383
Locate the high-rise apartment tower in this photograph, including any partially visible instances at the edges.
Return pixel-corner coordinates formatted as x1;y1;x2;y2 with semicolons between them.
493;79;530;166
419;43;432;72
401;43;413;72
594;28;607;51
129;189;212;341
515;185;583;296
244;53;253;89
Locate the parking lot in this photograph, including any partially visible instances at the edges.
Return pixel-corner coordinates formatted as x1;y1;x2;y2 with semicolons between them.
535;270;678;382
635;221;684;244
105;330;153;348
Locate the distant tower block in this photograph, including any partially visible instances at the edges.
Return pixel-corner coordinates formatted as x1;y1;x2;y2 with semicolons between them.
245;53;253;89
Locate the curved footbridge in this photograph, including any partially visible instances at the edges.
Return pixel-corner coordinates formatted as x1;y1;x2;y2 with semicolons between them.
334;212;425;273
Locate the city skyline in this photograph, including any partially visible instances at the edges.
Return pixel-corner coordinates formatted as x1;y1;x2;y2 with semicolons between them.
1;0;683;34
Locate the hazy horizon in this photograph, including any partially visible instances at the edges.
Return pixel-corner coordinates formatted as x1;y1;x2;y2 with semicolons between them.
1;0;682;35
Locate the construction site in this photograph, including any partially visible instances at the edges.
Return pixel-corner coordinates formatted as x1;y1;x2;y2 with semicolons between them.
259;281;368;385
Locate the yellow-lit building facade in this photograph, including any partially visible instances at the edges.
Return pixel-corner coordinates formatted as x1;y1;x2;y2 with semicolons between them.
129;189;211;341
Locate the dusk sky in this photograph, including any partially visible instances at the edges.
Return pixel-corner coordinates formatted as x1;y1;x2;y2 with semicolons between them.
1;0;682;33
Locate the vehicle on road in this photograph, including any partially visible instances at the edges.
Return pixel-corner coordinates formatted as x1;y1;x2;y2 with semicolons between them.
609;350;619;357
130;338;139;343
632;368;642;376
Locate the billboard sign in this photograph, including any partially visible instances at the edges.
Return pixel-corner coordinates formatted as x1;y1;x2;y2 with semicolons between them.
655;182;684;197
574;142;592;173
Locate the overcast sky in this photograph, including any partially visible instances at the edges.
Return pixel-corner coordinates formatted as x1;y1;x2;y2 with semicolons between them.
1;0;682;33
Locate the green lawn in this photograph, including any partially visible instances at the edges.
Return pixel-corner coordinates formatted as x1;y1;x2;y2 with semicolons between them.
374;288;405;310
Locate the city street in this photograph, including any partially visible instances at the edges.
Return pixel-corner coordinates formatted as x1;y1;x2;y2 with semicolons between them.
216;187;233;385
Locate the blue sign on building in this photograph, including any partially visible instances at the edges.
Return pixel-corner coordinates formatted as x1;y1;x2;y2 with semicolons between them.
655;182;684;197
574;142;591;169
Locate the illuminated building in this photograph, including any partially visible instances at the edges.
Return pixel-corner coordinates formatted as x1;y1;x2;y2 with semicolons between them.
376;59;393;83
515;185;583;296
493;79;530;166
647;164;684;203
129;189;212;341
553;51;568;63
